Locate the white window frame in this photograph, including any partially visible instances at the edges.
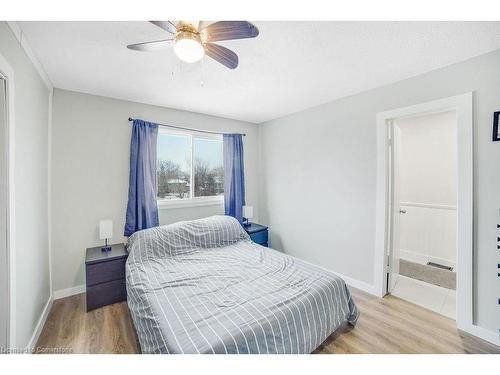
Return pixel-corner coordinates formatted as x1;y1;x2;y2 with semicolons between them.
156;127;224;209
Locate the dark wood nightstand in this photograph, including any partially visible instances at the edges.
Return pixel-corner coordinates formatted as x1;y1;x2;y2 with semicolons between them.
85;243;128;312
243;223;269;247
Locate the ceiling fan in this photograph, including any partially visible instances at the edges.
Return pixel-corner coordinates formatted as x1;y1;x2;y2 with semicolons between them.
127;21;259;69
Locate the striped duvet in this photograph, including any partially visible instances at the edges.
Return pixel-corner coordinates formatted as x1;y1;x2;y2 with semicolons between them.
126;215;359;354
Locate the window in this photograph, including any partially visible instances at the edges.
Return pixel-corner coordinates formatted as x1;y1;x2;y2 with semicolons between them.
157;128;224;205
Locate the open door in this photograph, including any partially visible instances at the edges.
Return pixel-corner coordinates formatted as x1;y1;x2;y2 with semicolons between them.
387;122;402;294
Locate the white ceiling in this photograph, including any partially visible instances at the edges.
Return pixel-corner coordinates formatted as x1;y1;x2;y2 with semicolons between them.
18;21;500;123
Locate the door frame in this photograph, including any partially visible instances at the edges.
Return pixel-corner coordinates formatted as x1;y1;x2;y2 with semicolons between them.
374;93;473;332
386;121;402;294
0;51;16;349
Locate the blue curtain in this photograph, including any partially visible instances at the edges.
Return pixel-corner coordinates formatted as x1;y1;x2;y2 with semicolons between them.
124;119;159;236
223;134;245;223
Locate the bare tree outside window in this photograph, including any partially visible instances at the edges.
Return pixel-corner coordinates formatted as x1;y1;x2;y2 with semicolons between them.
193;137;224;197
157;132;223;201
194;158;224;197
157;133;191;200
157;159;190;199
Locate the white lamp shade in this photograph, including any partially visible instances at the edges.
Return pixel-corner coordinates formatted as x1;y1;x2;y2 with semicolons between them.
99;220;113;240
243;206;253;219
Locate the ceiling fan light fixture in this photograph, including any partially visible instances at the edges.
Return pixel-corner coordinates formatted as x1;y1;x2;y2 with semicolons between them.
174;31;204;63
129;21;259;69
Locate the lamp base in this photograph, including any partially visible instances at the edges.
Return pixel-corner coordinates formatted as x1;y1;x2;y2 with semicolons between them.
242;218;251;227
101;239;111;252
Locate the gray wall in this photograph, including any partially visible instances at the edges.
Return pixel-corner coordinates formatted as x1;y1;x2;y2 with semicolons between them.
51;89;260;292
0;22;51;347
259;49;500;333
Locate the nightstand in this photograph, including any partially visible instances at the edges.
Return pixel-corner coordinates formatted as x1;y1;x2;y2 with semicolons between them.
85;243;128;312
243;223;269;247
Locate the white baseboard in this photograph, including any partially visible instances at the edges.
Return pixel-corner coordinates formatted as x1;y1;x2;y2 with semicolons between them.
26;295;53;351
24;286;84;351
460;323;500;347
53;285;85;300
333;272;379;296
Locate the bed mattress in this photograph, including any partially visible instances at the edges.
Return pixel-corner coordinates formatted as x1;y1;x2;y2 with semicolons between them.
126;215;359;354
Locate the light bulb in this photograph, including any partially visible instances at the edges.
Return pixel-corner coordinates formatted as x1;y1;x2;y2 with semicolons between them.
174;38;204;63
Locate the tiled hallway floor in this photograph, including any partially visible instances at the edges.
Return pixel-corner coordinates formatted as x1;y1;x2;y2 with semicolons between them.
391;275;456;319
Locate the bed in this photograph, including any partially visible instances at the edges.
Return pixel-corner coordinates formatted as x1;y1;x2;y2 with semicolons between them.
125;215;359;354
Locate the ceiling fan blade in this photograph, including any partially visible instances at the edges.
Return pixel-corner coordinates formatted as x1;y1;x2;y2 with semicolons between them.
203;21;259;42
198;21;214;30
149;21;177;34
127;39;174;51
204;43;239;69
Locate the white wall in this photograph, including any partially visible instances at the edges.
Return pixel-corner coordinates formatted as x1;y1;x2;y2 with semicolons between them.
397;111;457;206
396;111;457;267
259;48;500;333
0;22;51;348
51;89;260;293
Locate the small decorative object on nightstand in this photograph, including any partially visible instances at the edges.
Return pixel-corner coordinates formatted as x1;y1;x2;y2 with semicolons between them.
243;222;268;247
99;219;113;252
242;205;253;227
85;243;128;312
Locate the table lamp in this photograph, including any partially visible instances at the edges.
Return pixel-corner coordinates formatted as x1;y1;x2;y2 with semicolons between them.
243;205;253;227
99;219;113;252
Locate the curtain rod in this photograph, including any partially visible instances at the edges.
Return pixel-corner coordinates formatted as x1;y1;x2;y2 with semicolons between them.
128;117;246;137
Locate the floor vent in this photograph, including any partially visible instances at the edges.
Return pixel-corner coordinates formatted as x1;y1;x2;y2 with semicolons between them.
426;262;453;271
400;259;456;289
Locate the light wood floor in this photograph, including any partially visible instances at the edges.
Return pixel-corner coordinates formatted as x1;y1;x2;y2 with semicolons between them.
36;288;500;354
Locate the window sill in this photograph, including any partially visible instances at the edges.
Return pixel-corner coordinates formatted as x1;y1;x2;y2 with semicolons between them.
157;196;224;209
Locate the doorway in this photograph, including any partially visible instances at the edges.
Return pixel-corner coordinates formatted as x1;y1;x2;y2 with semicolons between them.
387;110;457;319
374;93;473;333
0;74;8;349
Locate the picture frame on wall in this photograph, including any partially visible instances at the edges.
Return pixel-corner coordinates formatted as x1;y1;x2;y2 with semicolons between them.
492;111;500;141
